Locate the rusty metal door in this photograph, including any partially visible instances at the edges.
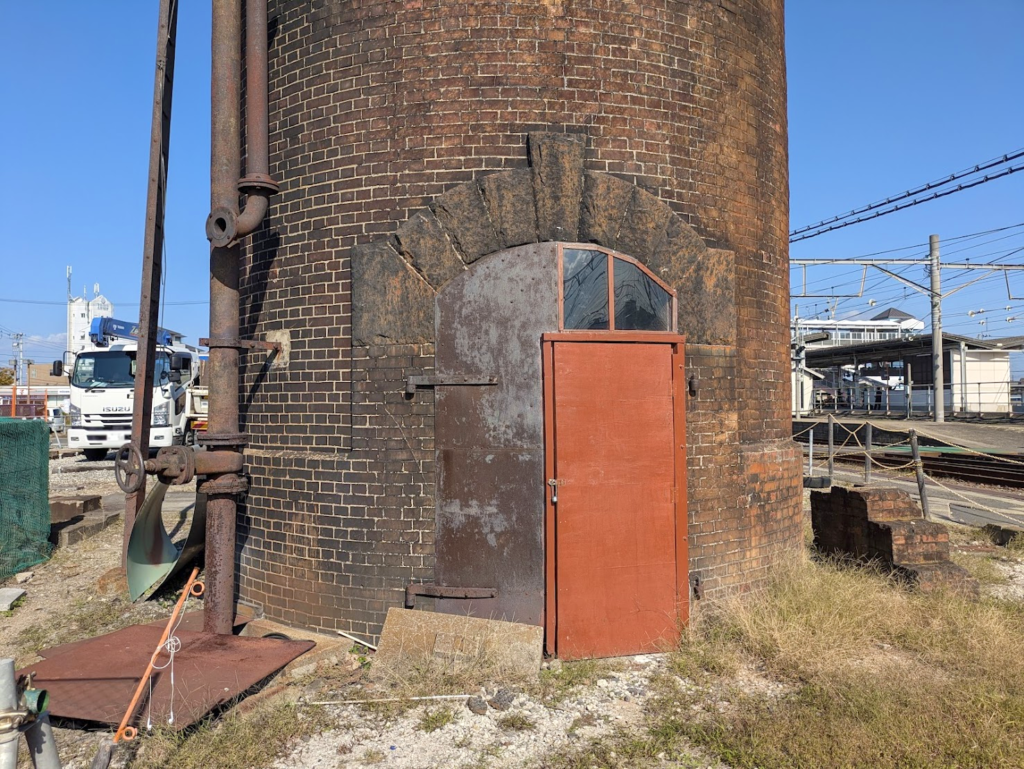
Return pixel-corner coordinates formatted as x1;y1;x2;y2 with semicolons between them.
543;334;687;659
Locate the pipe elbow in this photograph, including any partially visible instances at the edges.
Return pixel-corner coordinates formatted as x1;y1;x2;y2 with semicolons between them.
234;192;270;239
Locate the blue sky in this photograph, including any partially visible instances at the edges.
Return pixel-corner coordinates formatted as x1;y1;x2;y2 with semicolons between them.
1;1;1022;368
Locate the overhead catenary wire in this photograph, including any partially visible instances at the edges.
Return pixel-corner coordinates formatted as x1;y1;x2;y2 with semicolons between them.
790;151;1024;242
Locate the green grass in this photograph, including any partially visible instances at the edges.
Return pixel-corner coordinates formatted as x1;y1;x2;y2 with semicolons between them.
130;699;331;769
417;706;458;732
496;712;536;732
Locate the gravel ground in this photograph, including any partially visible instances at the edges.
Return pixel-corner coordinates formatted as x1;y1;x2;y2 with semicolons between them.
277;655;720;769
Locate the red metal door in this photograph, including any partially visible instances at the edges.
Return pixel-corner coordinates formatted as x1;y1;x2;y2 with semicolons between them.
544;335;687;659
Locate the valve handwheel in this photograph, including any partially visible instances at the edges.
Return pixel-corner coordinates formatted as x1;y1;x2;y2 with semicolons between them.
115;442;146;493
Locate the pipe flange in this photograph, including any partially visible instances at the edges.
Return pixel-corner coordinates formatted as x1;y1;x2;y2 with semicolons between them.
114;442;146;494
198;474;249;495
155;446;196;486
206;206;238;247
198;432;248;448
238;173;280;195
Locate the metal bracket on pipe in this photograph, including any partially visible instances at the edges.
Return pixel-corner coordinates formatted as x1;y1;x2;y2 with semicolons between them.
200;337;281;353
405;376;498;397
198;474;249;495
405;583;497;608
197;431;248;448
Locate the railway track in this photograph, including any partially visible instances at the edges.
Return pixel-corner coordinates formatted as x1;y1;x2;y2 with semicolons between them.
801;441;1024;489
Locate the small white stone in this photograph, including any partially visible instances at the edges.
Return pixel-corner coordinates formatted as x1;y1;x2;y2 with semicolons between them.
15;572;33;584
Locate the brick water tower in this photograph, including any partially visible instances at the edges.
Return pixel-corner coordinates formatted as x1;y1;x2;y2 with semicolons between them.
235;0;801;659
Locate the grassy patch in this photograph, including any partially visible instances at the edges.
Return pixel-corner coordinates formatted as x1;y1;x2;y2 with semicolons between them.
665;554;1024;768
537;658;623;705
951;550;1009;585
131;699;330;769
496;712;535;732
15;596;139;655
417;706;458;732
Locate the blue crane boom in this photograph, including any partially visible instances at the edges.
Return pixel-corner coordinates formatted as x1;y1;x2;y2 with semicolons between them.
89;317;174;347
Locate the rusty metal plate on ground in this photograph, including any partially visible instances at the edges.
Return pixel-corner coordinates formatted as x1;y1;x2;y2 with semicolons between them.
37;609;255;659
373;607;542;681
19;627;313;729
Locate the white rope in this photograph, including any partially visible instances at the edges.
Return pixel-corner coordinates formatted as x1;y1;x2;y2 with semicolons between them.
146;592;190;730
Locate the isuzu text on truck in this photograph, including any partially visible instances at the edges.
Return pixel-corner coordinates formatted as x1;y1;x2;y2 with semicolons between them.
54;317;208;460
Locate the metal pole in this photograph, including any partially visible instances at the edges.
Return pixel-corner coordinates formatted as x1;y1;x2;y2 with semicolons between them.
827;414;835;478
930;234;944;423
910;430;930;520
0;660;18;769
959;340;968;413
23;713;61;769
125;0;179;565
807;428;814;474
864;422;872;483
906;361;913;418
204;0;243;637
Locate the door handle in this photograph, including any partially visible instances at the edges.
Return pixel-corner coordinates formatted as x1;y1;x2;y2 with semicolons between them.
547;478;558;504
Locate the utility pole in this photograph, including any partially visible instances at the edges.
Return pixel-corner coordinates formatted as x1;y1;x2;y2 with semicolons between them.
11;333;24;386
929;235;944;422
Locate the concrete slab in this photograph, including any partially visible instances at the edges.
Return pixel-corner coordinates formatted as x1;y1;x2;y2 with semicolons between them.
50;494;102;524
50;510;120;549
240;618;354;680
373;608;543;682
0;587;26;611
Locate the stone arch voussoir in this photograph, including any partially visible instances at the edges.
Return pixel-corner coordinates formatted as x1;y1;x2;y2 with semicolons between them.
352;132;735;347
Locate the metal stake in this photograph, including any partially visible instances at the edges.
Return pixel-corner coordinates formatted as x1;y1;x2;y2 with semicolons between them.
910;430;930;520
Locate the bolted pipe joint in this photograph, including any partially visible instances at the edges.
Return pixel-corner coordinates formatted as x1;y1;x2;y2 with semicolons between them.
206;206;238;247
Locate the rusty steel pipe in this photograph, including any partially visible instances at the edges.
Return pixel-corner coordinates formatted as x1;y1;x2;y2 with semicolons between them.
234;0;276;238
205;0;243;636
205;0;275;635
208;0;276;246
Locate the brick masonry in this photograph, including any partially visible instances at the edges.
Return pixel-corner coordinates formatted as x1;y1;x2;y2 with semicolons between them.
237;0;802;639
811;486;978;594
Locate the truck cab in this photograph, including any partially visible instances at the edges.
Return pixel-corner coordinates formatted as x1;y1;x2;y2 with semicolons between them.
61;318;202;460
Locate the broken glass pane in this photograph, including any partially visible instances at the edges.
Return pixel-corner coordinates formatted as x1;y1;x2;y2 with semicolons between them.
613;258;671;331
563;249;609;329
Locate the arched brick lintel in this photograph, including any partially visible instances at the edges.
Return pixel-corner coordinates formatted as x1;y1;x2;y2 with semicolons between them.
352;133;736;347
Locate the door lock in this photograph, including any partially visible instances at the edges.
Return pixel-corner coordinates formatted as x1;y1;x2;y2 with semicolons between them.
547;478;558;504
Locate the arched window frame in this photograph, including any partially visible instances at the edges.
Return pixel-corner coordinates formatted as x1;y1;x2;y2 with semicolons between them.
557;243;678;332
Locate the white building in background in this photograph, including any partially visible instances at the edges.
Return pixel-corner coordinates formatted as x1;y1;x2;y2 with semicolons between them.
66;275;113;363
792;307;925;348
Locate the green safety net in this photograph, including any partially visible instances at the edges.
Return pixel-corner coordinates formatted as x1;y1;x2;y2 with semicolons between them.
0;418;51;580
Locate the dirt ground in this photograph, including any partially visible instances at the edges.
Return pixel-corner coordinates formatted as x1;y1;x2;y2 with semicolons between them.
3;460;1023;768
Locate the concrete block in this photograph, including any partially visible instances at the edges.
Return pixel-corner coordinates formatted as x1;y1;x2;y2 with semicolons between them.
0;588;26;611
51;510;120;549
49;495;102;525
374;607;542;682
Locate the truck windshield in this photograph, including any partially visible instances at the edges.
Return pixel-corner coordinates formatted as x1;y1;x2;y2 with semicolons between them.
71;351;171;389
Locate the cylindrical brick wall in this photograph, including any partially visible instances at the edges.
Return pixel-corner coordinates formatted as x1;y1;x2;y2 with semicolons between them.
237;0;801;638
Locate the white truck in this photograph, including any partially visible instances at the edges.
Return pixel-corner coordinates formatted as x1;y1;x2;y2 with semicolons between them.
57;317;208;461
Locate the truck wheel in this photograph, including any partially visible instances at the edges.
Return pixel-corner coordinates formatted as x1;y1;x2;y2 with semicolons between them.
83;449;109;461
184;430;195;447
